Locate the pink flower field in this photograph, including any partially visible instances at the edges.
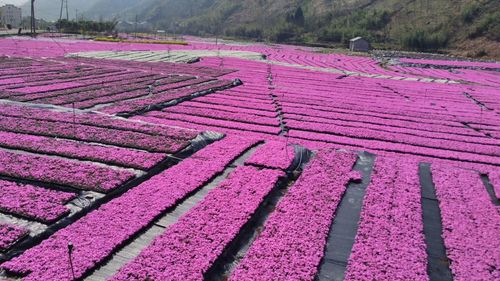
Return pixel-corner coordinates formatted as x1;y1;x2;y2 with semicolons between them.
0;36;498;281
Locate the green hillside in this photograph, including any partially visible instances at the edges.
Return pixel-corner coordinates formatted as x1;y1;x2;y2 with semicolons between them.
34;0;500;58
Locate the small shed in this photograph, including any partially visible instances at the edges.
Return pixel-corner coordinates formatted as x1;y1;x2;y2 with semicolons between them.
349;37;370;52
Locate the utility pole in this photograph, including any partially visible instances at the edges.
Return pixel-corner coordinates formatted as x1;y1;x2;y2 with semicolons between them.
66;0;69;21
75;9;78;22
60;0;69;22
30;0;35;34
134;14;138;38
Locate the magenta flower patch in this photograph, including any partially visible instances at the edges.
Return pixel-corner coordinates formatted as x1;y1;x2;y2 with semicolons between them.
245;141;296;170
432;166;500;281
0;180;76;223
111;166;284;280
231;150;358;281
0;149;135;192
344;157;428;281
0;135;258;280
0;224;28;252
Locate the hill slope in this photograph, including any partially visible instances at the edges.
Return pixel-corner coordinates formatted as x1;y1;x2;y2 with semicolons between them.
33;0;500;57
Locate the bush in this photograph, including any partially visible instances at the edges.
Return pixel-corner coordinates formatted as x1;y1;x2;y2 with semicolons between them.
225;26;263;39
468;11;500;40
461;2;481;23
401;30;449;51
267;23;298;43
56;19;116;33
94;37;188;45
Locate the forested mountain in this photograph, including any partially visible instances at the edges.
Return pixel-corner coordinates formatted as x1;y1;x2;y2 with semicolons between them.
26;0;500;57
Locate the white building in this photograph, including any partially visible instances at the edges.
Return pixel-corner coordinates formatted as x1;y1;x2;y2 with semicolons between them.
0;4;22;28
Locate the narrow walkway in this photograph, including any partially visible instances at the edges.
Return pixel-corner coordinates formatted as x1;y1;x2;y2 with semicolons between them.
316;151;376;281
85;145;261;281
419;163;454;281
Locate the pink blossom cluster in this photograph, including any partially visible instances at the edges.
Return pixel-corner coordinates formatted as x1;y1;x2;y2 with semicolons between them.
0;224;28;252
0;149;135;192
0;180;76;223
0;131;164;170
0;135;258;280
344;157;428;281
231;150;358;280
245;141;296;170
432;166;500;281
112;165;284;280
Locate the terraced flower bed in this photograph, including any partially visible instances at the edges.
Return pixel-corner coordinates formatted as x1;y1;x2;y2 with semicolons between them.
0;102;200;255
0;56;237;114
0;36;499;280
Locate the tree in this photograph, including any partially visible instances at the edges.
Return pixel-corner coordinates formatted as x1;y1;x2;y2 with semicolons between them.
294;7;305;26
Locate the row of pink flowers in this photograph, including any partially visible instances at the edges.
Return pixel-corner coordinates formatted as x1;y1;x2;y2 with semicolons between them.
182;100;278;118
0;77;24;86
286;119;499;157
65;56;233;78
7;82;84;95
0;135;258;280
0;103;199;140
2;65;94;84
112;165;284;280
432;166;500;281
101;79;233;115
0;149;135;192
231;150;359;280
7;71;139;102
245;141;296;170
288;130;500;166
29;73;168;106
137;114;281;135
0;224;28;252
344;157;428;281
0;179;76;223
164;104;279;127
283;109;484;141
3;68;114;91
0;131;164;170
70;76;201;109
0;66;99;90
398;58;500;70
0;115;190;153
196;94;277;112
